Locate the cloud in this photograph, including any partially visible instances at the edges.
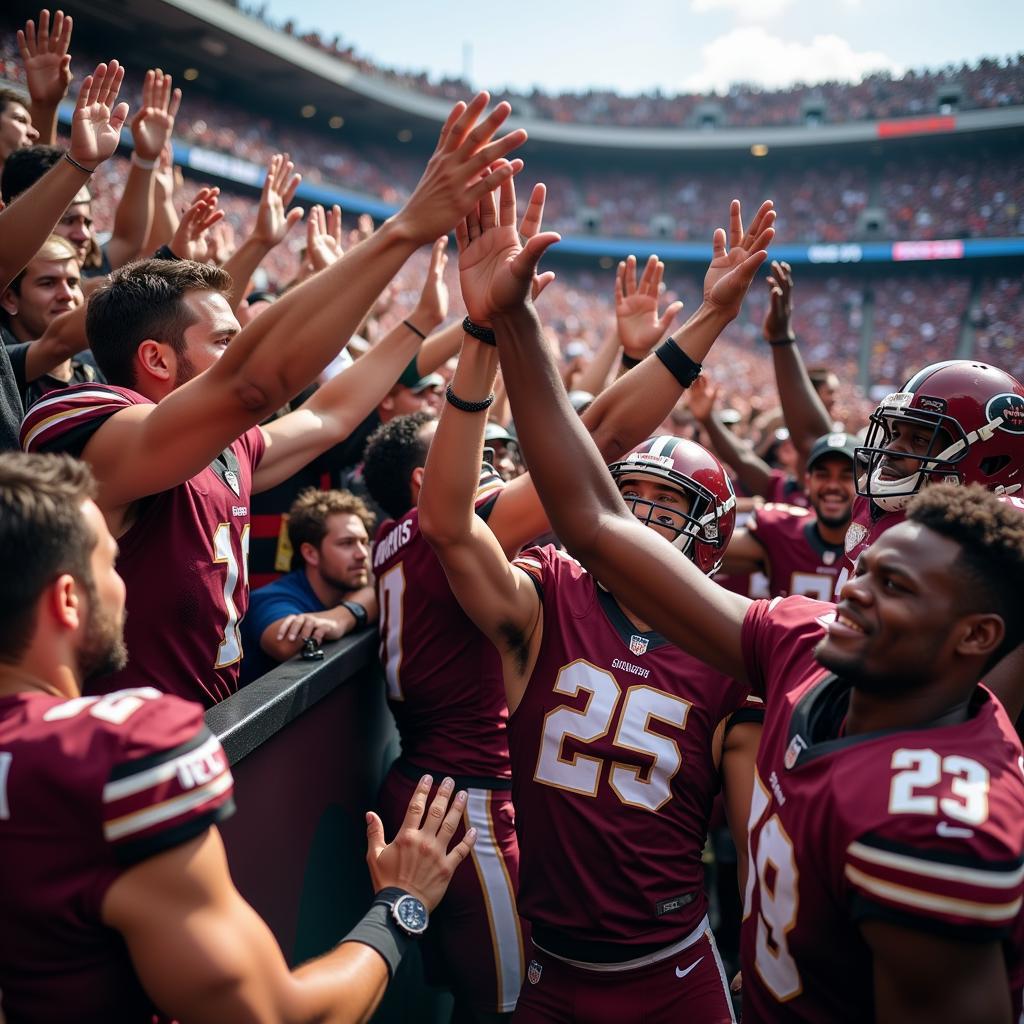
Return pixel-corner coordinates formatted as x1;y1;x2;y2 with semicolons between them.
690;0;796;21
682;26;903;92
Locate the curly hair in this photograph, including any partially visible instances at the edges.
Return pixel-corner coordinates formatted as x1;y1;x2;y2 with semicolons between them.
362;411;435;520
0;453;97;662
287;488;373;569
907;483;1024;666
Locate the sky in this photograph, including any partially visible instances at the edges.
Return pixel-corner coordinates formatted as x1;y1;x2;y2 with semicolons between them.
258;0;1024;96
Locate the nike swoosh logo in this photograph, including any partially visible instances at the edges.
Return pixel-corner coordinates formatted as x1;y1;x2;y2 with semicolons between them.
675;956;704;979
936;821;975;839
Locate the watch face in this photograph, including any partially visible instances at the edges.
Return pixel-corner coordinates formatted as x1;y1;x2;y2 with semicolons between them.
395;895;429;934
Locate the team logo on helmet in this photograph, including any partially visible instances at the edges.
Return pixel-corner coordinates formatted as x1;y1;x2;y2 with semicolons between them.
629;634;649;657
986;393;1024;435
917;396;947;415
528;960;543;985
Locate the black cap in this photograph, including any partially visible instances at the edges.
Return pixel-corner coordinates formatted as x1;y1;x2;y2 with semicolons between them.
807;432;858;469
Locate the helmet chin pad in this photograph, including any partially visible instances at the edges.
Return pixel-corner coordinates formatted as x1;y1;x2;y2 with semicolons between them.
867;466;921;512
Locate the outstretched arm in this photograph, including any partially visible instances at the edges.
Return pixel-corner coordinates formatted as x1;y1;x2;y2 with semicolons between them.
762;261;832;462
494;205;765;682
0;60;128;292
253;236;450;493
104;778;475;1024
419;181;556;710
688;374;776;497
79;95;528;512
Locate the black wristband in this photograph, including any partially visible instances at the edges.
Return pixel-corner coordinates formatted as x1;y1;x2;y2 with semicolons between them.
767;336;796;347
341;600;368;630
620;353;642;370
403;319;427;340
445;384;494;413
654;337;702;389
153;244;180;262
63;152;95;175
341;902;410;978
463;316;497;346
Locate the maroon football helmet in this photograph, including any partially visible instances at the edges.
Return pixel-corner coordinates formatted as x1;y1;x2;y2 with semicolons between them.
609;435;736;575
857;360;1024;512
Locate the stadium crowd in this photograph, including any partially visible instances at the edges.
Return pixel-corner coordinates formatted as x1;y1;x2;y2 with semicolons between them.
1;8;1024;1024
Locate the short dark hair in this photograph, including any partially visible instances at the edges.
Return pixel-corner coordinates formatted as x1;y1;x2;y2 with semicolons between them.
86;258;232;387
0;453;97;663
0;144;63;204
907;483;1024;666
362;411;435;520
0;86;29;123
287;488;372;569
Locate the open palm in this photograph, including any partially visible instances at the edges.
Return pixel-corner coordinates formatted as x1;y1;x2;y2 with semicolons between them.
702;200;776;317
457;179;558;324
69;61;129;169
616;254;683;355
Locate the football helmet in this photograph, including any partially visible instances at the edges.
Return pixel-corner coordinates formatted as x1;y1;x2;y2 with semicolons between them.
608;435;736;575
857;360;1024;512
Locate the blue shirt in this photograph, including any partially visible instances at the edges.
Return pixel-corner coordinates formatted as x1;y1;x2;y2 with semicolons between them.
240;570;327;685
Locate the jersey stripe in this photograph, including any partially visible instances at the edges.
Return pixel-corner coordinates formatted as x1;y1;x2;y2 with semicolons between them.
103;734;224;802
848;840;1024;891
104;770;234;841
21;396;132;451
844;864;1022;924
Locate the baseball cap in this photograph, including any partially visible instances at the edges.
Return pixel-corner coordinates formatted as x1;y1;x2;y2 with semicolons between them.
408;372;444;394
807;432;858;469
484;421;516;445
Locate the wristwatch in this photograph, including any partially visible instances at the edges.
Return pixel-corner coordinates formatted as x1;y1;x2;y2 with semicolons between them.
374;887;429;937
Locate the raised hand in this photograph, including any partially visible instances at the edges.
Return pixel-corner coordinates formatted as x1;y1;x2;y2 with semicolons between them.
615;254;684;358
687;373;719;424
131;69;181;163
18;9;73;108
68;60;129;171
762;259;795;343
702;199;776;318
169;187;224;262
456;178;560;325
206;220;236;265
412;237;450;331
365;774;477;910
305;203;344;272
252;153;303;249
395;93;528;246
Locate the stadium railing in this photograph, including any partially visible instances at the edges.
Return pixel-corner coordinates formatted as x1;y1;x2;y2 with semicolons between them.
205;630;453;1023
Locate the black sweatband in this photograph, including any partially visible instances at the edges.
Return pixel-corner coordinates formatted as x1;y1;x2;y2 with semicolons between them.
654;337;702;389
767;337;796;347
445;385;494;413
403;319;427;340
341;902;410;978
620;353;642;370
462;316;496;346
63;152;94;175
153;244;180;262
341;600;368;630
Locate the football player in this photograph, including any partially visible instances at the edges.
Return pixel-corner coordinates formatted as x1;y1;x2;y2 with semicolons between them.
492;250;1024;1023
365;186;774;1022
417;179;775;1022
721;432;856;600
0;452;476;1023
21;95;529;707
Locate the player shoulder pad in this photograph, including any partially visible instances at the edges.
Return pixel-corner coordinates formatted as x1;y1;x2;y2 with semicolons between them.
20;383;149;455
42;687;234;864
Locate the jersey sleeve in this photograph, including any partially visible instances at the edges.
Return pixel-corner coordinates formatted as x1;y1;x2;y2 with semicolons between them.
740;595;833;701
474;464;505;521
512;543;582;593
843;823;1024;941
20;384;143;456
239;424;267;471
99;691;235;866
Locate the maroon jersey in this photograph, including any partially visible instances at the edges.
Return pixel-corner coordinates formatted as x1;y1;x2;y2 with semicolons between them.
747;502;844;600
0;686;234;1023
509;544;754;948
21;384;265;706
767;469;809;509
373;471;510;780
834;495;902;597
738;596;1024;1023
